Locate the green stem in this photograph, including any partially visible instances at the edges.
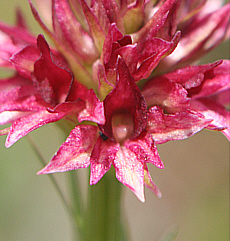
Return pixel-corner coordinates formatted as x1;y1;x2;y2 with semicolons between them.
68;171;85;241
80;168;129;241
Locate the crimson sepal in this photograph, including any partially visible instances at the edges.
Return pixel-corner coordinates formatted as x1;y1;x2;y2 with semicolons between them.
0;75;47;114
100;23;179;83
144;163;162;198
190;99;230;141
99;56;147;141
10;45;41;78
124;131;164;169
5;110;67;148
90;137;119;184
37;125;98;174
188;60;230;98
0;21;36;46
187;60;230;140
142;76;190;113
78;89;105;125
165;3;230;68
90;0;125;34
133;0;178;47
52;0;98;64
114;146;145;202
32;35;73;105
164;60;223;89
147;106;212;144
132;36;178;81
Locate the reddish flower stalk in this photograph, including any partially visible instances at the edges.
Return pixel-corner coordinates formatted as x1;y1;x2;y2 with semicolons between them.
0;0;229;201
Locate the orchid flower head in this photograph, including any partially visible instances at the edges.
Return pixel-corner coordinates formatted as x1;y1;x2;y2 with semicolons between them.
0;0;229;201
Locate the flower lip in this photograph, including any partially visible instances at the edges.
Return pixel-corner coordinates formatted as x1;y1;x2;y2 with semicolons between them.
112;110;134;144
99;56;147;142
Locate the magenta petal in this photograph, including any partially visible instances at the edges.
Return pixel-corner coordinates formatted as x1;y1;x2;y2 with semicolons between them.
81;0;106;52
38;125;98;174
189;60;230;98
65;80;88;102
90;137;119;184
93;60;116;95
114;146;145;202
102;23;123;64
10;45;40;78
48;99;85;114
0;30;19;60
191;99;230;141
0;22;36;45
147;106;212;144
78;89;105;125
214;89;230;106
132;0;177;44
5;110;66;148
167;3;230;66
0;75;46;113
46;80;88;114
125;131;164;169
0;94;46;113
16;8;29;29
155;0;178;41
99;0;125;34
52;0;98;64
0;75;31;98
142;76;190;113
32;35;73;105
0;111;30;125
133;37;174;81
116;44;138;75
90;0;125;35
144;163;162;198
164;60;223;89
0;31;20;68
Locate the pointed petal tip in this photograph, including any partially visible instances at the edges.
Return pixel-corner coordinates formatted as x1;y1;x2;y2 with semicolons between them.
129;183;146;202
89;176;99;185
36;166;51;175
36;169;44;175
138;194;145;203
5;142;12;149
156;162;164;169
89;178;94;185
5;136;14;149
156;189;162;199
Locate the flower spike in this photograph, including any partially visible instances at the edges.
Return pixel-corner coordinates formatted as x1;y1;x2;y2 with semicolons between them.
0;0;229;202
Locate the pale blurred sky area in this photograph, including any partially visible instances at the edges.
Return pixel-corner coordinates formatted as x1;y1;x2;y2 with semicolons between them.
0;1;229;241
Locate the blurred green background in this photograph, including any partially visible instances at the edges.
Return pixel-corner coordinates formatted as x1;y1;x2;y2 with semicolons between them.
0;1;229;241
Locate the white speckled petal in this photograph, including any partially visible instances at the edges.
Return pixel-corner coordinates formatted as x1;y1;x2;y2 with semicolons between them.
114;146;145;202
37;125;98;174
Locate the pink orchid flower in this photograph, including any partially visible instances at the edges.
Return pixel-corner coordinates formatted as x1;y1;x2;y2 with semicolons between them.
0;0;229;201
